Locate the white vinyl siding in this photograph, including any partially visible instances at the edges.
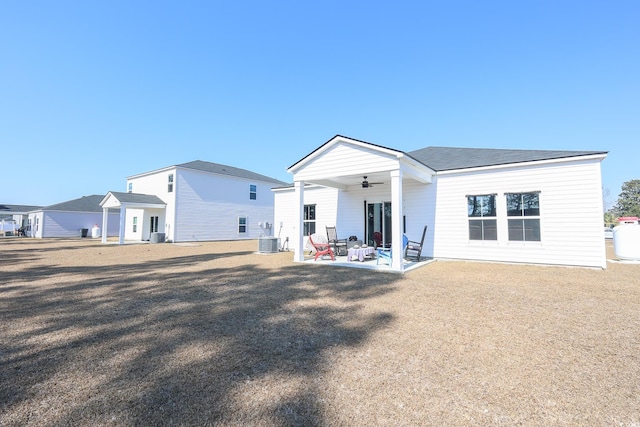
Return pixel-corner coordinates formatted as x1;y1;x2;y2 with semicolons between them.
432;159;606;268
273;181;434;253
123;208;165;241
294;142;399;182
126;169;175;240
27;212;44;238
274;186;366;252
125;209;144;240
172;168;276;242
31;211;119;238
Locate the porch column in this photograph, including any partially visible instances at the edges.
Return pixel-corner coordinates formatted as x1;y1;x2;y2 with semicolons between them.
390;169;404;271
101;207;109;243
293;180;305;262
118;205;126;245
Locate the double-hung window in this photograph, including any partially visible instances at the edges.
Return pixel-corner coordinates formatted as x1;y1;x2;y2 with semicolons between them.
238;216;247;234
506;192;541;241
467;194;497;240
168;174;174;193
249;184;257;200
303;204;316;236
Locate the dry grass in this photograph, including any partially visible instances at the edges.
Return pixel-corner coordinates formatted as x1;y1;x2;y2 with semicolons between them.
1;238;639;426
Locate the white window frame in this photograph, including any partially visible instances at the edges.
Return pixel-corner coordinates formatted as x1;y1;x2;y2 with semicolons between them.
238;216;247;234
467;194;497;241
303;204;316;236
506;192;541;242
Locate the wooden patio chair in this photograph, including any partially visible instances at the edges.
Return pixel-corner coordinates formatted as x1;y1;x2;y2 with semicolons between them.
326;226;348;256
405;225;427;262
308;233;335;261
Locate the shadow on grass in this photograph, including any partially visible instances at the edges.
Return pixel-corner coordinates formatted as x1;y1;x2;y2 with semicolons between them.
0;242;400;425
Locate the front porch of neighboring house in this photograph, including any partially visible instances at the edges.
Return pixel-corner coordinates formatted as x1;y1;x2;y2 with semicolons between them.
99;191;167;245
287;135;435;273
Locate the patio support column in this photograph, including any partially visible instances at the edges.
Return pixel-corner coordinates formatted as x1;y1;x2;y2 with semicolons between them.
390;169;404;272
101;207;109;243
118;205;126;245
293;180;305;262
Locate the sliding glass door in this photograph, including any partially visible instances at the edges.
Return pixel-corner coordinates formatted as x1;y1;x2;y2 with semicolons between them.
366;202;392;248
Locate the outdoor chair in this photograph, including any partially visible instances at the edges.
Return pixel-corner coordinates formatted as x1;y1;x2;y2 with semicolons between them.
326;226;348;256
376;234;408;267
308;233;335;261
404;225;427;261
372;231;383;248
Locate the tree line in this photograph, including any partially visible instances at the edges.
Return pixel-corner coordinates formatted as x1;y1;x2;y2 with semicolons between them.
605;179;640;227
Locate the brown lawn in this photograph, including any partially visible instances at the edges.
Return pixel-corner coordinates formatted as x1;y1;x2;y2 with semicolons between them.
1;238;639;426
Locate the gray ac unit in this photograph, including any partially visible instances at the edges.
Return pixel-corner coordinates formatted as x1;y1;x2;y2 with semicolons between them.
258;237;279;253
150;232;165;243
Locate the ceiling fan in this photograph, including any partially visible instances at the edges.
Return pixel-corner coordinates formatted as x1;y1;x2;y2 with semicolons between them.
361;176;383;188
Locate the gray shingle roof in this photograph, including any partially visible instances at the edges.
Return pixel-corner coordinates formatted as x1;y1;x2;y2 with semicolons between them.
107;192;166;205
407;146;608;172
177;160;288;185
42;195;107;213
0;204;42;213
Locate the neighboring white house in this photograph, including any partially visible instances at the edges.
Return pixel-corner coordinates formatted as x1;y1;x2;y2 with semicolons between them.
0;204;41;236
100;160;288;244
26;195;120;239
274;135;608;271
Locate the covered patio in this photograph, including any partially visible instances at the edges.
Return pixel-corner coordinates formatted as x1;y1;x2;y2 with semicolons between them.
99;191;167;245
302;250;435;273
286;135;435;273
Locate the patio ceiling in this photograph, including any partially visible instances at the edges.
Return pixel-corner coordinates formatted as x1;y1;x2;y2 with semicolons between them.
303;169;431;191
304;171;391;190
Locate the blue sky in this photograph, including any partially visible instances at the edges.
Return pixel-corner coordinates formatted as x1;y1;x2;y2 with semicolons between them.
2;1;638;209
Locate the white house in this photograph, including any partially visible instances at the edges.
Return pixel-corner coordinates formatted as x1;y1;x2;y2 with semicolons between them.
0;204;41;236
26;195;120;239
100;160;288;244
274;135;608;271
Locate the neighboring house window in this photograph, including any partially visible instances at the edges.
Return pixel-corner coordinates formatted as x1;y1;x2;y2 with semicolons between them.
128;183;132;193
249;184;257;200
238;216;247;234
133;217;138;233
506;192;541;241
168;174;174;193
303;204;316;236
467;194;497;240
